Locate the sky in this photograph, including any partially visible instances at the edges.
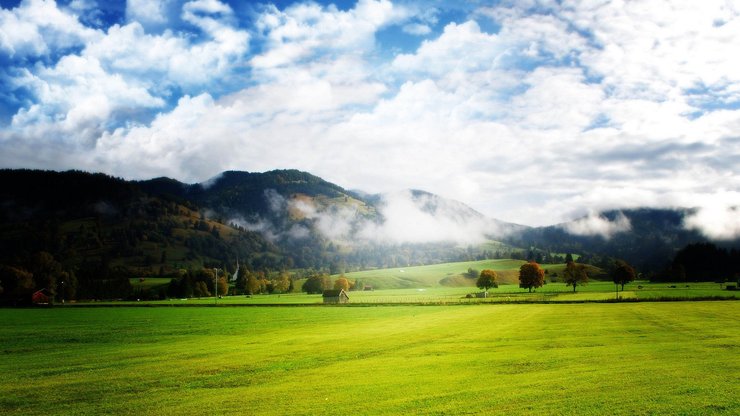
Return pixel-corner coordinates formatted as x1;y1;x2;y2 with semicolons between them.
0;0;739;232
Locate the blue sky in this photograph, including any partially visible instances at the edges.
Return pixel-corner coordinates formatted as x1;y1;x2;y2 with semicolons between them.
0;0;739;237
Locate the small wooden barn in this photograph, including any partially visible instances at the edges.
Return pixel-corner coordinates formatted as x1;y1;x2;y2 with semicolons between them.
322;289;349;304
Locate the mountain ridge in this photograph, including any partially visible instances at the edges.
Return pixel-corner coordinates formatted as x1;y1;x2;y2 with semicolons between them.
1;168;736;277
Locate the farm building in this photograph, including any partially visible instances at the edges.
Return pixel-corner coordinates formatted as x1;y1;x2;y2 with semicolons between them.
322;289;349;304
32;289;51;304
363;285;374;291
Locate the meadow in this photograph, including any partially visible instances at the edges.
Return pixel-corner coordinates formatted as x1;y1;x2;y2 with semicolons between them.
1;302;738;415
124;258;738;306
120;280;739;306
337;259;573;288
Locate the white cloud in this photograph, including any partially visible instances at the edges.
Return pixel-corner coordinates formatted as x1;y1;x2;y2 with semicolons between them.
571;0;740;100
241;188;499;245
252;0;406;71
359;190;505;244
392;21;502;76
562;211;632;239
505;66;604;131
682;191;740;240
10;54;164;143
1;0;250;153
94;93;222;180
126;0;176;27
85;17;249;88
0;0;101;57
402;23;430;35
684;205;740;241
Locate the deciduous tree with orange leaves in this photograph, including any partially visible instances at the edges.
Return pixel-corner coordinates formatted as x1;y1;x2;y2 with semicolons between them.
476;269;498;292
519;261;544;293
334;276;350;291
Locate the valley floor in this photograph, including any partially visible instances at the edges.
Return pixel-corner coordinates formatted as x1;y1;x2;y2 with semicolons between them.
1;302;738;415
121;281;739;305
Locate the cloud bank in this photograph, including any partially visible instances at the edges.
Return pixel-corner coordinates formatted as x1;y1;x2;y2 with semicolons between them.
561;212;632;240
233;189;505;246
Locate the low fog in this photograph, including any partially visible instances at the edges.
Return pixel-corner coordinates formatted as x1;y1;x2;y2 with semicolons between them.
232;189;514;246
229;187;740;247
560;212;632;240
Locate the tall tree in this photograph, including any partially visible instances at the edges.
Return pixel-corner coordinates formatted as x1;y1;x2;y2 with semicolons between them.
217;277;228;296
612;260;636;291
302;273;329;294
563;262;588;292
274;272;291;293
476;269;498;292
235;267;248;294
247;271;259;295
29;252;62;299
334;276;350;291
0;265;35;302
519;261;545;293
193;281;210;298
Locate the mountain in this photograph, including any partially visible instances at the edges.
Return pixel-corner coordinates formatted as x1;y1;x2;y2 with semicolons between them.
138;169;371;220
0;169;283;280
139;170;522;269
1;168;734;282
0;169;519;280
503;208;739;272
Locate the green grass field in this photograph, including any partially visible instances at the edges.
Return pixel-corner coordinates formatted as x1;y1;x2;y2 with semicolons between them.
1;302;738;415
105;280;739;306
124;259;738;305
338;259;568;288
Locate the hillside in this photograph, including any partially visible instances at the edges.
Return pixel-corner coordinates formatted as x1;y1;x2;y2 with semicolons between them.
0;169;521;282
1;168;735;292
138;169;523;269
504;208;739;272
138;169;372;220
0;170;283;280
337;259;605;290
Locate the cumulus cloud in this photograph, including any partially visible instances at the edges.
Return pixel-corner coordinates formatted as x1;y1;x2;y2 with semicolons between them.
392;20;502;77
126;0;173;27
11;53;165;139
0;0;101;57
561;212;632;239
252;0;406;71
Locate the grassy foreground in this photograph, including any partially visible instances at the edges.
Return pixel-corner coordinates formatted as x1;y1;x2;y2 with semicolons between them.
2;302;739;415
